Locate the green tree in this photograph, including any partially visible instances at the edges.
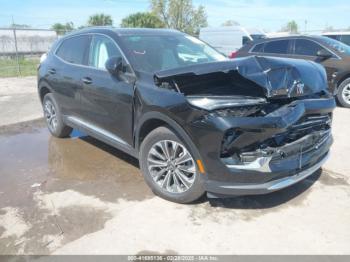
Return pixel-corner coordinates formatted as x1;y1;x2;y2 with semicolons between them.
222;20;240;26
121;12;165;28
281;20;299;33
88;14;113;26
51;22;74;35
150;0;207;35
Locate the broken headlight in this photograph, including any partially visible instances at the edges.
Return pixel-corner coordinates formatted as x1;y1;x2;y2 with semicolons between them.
187;95;267;117
186;95;266;111
213;105;264;117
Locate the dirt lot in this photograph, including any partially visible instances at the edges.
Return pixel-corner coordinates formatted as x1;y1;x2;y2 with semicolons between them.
0;77;349;255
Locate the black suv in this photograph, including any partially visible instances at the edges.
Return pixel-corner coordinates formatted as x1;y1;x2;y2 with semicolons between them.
236;35;350;107
38;28;335;203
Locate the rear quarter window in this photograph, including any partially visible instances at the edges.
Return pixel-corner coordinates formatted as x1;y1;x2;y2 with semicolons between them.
56;35;89;65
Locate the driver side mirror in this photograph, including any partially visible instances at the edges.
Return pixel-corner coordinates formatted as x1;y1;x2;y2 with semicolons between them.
105;56;123;76
317;49;332;60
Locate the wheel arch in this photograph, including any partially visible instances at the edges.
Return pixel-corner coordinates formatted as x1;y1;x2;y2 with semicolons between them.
336;73;350;88
136;117;168;149
38;80;54;103
135;112;204;172
335;73;350;107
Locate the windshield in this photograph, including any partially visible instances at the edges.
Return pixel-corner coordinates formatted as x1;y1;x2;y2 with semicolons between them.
120;34;227;73
319;36;350;55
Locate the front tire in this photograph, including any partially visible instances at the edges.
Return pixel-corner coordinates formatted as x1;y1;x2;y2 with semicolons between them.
336;78;350;108
140;126;205;204
43;93;72;138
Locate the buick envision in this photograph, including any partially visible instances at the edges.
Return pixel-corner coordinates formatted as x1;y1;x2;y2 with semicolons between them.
38;28;335;203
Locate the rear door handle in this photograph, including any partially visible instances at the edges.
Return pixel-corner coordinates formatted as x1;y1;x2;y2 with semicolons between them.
82;77;93;85
48;68;56;74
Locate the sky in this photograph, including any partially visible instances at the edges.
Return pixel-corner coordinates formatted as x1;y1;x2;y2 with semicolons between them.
0;0;349;32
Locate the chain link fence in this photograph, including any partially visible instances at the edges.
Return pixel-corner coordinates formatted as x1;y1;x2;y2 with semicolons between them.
0;28;63;77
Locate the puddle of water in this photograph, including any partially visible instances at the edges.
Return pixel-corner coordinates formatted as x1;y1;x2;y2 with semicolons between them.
0;120;153;254
0;120;152;209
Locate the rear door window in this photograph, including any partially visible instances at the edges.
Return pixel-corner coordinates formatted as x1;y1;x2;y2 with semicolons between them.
294;39;326;56
263;40;290;54
56;35;89;65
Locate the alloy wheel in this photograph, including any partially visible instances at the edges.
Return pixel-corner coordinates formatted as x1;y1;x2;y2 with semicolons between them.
44;100;58;132
342;84;350;105
147;140;196;194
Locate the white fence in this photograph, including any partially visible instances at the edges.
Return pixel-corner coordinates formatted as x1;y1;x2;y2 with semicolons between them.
0;28;58;56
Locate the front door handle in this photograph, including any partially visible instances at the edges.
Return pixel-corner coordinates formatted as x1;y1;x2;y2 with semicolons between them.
82;77;93;85
48;68;56;74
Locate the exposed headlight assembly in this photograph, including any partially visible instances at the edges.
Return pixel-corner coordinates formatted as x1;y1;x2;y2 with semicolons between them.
186;95;267;114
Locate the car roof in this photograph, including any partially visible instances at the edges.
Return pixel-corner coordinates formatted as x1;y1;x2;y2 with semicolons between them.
249;35;330;45
63;27;183;38
322;31;350;35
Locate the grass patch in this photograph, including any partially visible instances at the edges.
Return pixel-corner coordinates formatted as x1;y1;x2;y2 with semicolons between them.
0;57;39;77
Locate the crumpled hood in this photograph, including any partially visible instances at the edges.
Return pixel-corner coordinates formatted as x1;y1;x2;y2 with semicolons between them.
154;56;329;98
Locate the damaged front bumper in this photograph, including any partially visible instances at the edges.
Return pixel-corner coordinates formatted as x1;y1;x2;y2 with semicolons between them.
187;97;335;196
207;152;329;197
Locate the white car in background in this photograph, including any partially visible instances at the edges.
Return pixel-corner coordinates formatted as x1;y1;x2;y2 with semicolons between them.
199;26;266;58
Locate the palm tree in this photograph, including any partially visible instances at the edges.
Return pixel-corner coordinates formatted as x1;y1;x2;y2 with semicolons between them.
51;22;74;35
121;12;164;28
88;14;113;26
281;20;299;34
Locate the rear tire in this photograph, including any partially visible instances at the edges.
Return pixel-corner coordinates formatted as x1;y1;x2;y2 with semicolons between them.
43;93;72;138
140;126;205;204
336;78;350;108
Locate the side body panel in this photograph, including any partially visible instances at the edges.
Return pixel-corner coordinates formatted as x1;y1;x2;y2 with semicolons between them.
78;67;135;146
